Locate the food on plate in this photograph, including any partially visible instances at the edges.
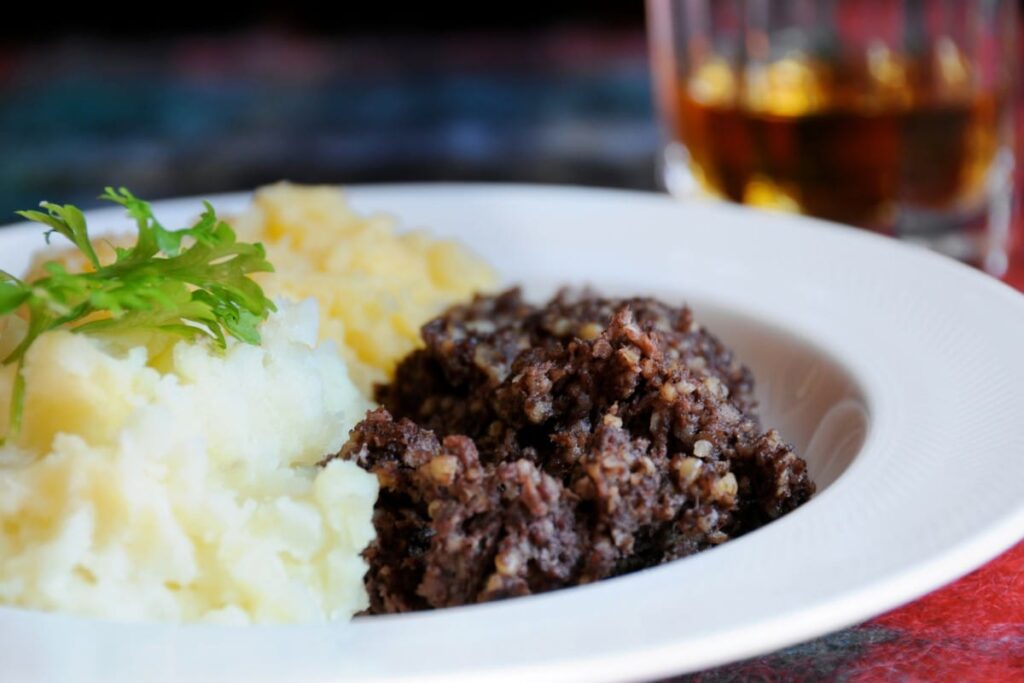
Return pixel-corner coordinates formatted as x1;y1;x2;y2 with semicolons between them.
7;189;278;437
228;183;497;393
1;184;816;623
27;183;497;396
0;191;377;623
331;289;815;613
0;302;376;623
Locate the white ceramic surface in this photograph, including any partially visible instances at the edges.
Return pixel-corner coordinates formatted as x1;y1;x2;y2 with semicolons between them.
1;184;1023;683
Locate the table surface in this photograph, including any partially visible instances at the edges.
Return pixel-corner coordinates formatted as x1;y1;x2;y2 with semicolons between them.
0;25;1022;682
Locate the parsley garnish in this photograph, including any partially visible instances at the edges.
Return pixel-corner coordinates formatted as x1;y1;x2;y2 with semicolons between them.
0;187;276;441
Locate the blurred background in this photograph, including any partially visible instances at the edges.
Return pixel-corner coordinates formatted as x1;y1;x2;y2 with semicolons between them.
0;3;652;213
0;0;1020;274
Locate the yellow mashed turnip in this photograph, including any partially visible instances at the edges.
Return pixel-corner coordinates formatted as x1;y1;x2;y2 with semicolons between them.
230;183;497;394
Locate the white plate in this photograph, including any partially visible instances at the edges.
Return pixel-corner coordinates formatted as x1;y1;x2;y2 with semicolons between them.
1;184;1023;683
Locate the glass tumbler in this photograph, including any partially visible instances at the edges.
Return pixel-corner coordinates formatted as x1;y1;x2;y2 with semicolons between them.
647;0;1018;274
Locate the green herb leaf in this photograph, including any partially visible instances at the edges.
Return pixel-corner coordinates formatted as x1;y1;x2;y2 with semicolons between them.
1;189;277;443
16;203;101;270
0;281;29;315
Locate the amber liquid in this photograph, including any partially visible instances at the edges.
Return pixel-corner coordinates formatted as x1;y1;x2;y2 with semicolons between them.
663;59;1007;231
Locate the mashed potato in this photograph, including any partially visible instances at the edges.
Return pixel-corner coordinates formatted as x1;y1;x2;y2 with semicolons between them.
230;183;496;393
2;183;494;623
0;300;378;623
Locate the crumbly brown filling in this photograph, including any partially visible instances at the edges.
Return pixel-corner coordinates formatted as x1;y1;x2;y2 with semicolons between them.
327;289;815;614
